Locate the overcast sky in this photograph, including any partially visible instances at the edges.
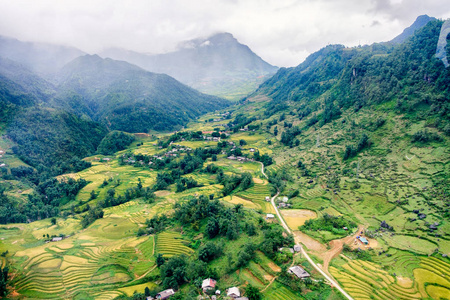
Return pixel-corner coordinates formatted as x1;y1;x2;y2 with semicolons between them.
0;0;449;67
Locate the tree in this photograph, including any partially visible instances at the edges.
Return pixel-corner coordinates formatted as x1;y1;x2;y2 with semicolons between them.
246;284;262;300
156;253;165;267
144;287;150;297
51;217;57;226
239;139;247;146
206;218;219;238
107;188;116;199
0;266;8;297
89;190;97;200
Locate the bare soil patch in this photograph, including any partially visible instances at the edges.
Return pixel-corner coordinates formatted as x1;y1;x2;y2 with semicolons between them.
268;262;281;272
264;274;274;281
252;178;264;184
294;231;326;252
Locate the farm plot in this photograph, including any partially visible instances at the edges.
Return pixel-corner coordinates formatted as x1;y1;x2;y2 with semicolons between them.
263;281;303;300
280;209;317;229
236;183;275;213
224;195;260;210
331;256;450;300
12;232;154;299
155;231;194;258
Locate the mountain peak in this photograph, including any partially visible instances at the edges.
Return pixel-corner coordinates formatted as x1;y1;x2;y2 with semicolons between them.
208;32;237;43
389;14;436;44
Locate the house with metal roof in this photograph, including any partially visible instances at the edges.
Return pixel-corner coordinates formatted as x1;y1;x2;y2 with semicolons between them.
227;287;241;298
288;266;310;279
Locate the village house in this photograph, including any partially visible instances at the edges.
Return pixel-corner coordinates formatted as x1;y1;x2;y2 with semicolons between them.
278;202;291;208
265;196;270;202
148;289;175;300
202;278;217;292
51;237;63;242
288;266;310;279
279;247;294;254
294;245;301;252
227;287;240;298
357;236;369;245
266;213;275;220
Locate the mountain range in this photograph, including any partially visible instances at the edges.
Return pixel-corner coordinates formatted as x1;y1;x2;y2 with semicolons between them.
0;14;446;174
101;33;279;99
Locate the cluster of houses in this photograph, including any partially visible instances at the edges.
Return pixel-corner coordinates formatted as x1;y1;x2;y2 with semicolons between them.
200;278;248;300
276;196;292;209
227;156;251;162
118;144;194;166
148;278;251;300
279;245;302;254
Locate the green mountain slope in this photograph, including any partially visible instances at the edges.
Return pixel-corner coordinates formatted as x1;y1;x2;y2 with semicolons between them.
0;56;55;123
256;19;450;133
389;14;436;44
54;54;231;132
7;108;107;174
101;33;279;100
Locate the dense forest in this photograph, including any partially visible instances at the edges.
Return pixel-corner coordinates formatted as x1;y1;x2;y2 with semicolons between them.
7;108;107;175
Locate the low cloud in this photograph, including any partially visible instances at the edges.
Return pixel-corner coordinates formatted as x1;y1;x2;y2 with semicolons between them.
0;0;449;67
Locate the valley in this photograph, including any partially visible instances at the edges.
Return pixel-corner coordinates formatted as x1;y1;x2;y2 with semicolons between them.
0;13;449;300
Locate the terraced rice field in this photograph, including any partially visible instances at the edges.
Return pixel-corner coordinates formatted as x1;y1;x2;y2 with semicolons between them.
225;195;260;209
155;231;194;258
237;183;271;201
12;235;156;299
331;256;450;300
235;183;276;213
263;282;303;300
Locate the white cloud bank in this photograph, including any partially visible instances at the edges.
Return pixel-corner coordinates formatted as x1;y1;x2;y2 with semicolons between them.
0;0;449;67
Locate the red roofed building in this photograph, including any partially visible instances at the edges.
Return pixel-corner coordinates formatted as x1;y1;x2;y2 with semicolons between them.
202;278;217;292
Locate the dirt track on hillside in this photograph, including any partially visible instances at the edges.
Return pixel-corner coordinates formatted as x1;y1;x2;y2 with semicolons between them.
322;225;365;274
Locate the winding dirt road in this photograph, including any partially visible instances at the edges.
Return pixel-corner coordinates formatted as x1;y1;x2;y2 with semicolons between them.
259;162;354;300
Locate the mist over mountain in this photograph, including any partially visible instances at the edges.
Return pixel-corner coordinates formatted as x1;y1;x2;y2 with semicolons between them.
101;32;278;100
0;35;85;77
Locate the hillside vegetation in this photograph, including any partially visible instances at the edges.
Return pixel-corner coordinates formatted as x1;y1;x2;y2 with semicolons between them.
0;16;449;300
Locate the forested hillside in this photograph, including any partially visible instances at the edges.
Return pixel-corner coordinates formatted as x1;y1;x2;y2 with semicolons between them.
7;109;107;175
256;20;449;133
53;55;230;132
